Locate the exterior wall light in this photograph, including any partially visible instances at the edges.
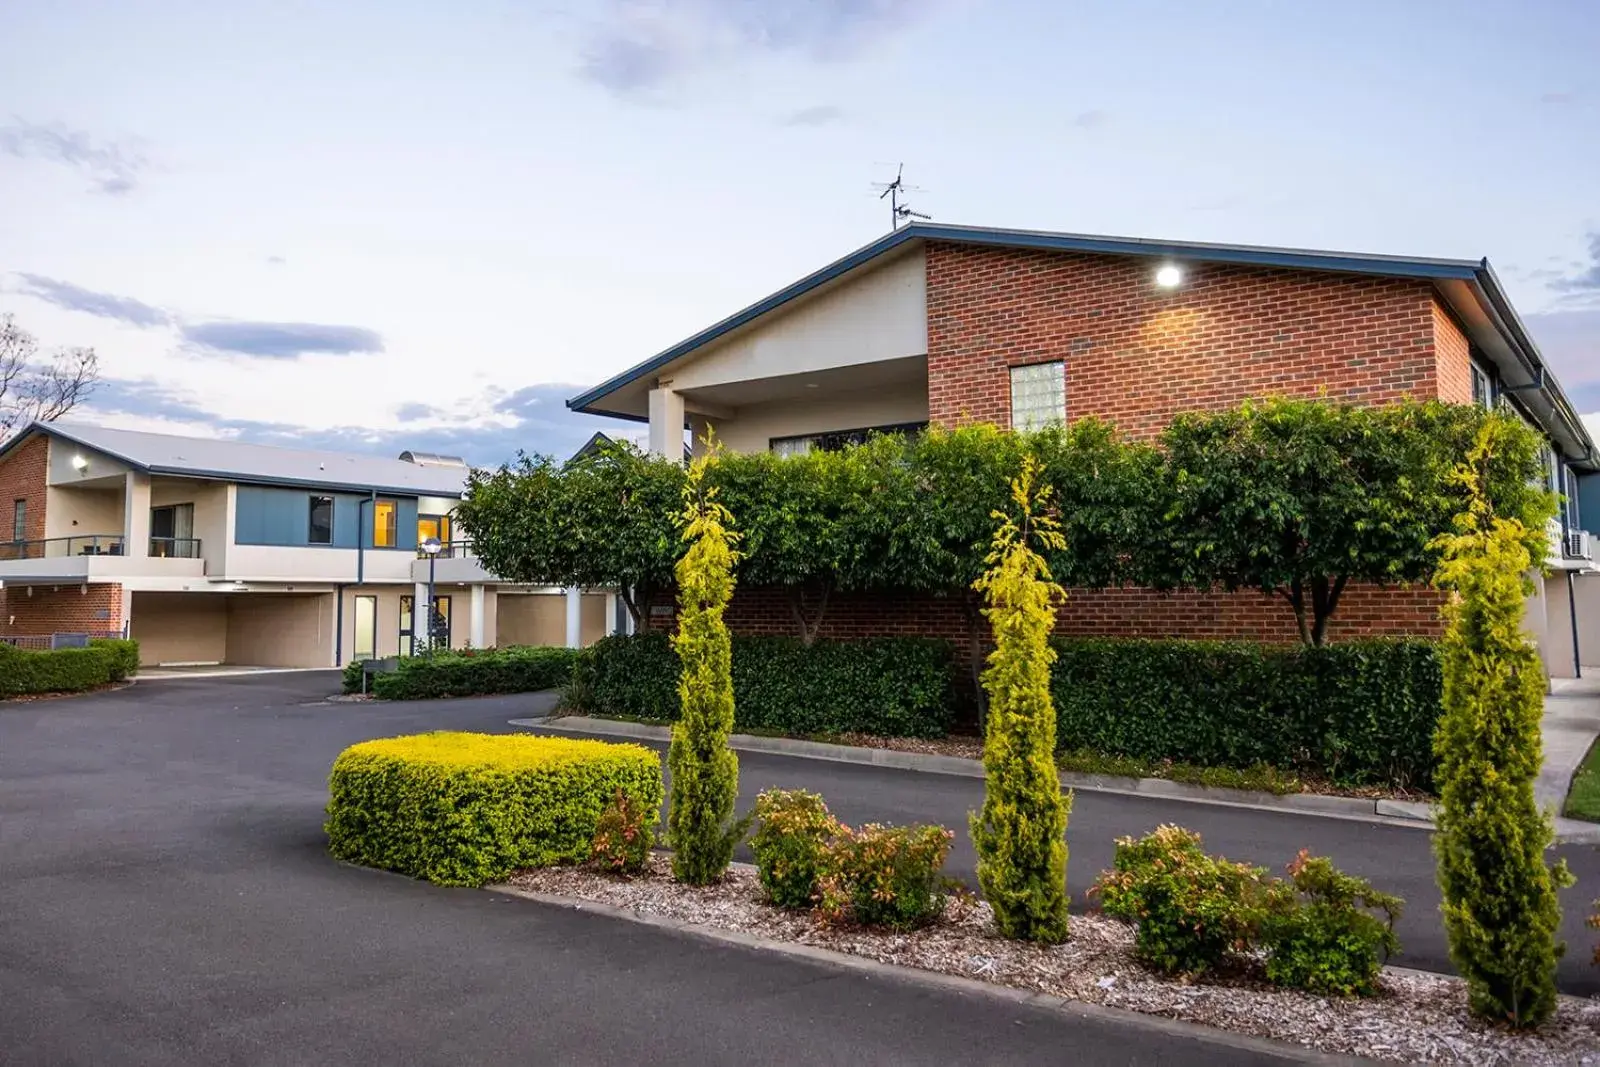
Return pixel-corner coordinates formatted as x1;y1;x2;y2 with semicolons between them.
1155;265;1183;288
71;454;89;471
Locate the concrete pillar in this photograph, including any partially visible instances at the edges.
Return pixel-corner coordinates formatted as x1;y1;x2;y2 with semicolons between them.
118;586;133;639
648;385;685;461
123;471;151;558
605;591;619;636
565;586;582;649
469;584;486;648
687;413;712;457
414;582;430;647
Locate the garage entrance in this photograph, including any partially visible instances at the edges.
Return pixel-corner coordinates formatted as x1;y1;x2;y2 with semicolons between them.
130;591;335;668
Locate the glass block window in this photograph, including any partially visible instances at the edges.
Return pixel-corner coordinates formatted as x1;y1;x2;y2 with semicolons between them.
1010;361;1065;431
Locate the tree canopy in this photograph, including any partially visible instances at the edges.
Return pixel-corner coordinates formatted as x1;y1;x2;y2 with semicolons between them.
456;399;1555;646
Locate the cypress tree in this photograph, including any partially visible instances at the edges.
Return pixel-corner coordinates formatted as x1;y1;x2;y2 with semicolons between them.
970;455;1073;943
668;443;744;885
1432;421;1572;1028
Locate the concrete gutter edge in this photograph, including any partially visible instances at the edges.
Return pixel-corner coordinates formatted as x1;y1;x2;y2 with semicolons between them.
489;882;1361;1067
508;715;1600;844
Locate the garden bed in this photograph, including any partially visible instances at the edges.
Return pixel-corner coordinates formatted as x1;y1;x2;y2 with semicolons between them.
504;857;1600;1066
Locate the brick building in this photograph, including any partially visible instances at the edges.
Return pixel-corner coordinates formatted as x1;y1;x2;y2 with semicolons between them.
568;223;1600;674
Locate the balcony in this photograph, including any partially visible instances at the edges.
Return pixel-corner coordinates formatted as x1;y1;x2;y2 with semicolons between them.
411;539;503;584
0;534;206;580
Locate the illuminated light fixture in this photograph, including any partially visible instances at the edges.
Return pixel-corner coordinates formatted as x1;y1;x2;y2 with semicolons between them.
1155;264;1183;288
71;454;89;471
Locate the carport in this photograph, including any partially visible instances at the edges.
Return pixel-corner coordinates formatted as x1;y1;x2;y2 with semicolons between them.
129;590;335;667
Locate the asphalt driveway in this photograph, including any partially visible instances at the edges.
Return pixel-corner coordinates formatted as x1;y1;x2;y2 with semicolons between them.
0;673;1322;1066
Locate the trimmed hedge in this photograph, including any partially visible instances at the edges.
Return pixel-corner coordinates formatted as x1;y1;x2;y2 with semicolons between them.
0;642;134;697
90;638;141;681
569;633;957;738
340;646;580;699
325;731;662;886
1051;637;1443;788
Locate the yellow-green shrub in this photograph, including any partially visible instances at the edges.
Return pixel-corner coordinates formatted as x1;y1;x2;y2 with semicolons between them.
970;455;1073;943
325;731;662;887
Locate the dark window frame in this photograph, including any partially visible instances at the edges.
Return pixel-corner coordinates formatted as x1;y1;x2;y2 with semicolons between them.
11;498;25;542
308;495;335;545
769;420;928;456
372;499;399;548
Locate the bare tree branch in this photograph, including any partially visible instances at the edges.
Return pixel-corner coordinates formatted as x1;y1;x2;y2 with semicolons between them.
0;315;100;442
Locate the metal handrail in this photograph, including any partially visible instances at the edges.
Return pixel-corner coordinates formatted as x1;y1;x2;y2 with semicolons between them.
149;537;202;559
0;534;202;561
416;538;474;560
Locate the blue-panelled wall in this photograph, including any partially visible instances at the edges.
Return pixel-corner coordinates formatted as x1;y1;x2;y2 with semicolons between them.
235;486;420;549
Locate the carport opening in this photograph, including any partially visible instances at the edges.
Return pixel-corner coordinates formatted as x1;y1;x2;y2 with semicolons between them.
130;591;334;668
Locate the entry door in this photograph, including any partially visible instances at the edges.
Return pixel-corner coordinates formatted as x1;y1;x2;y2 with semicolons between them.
430;595;452;648
354;595;377;661
399;595;414;657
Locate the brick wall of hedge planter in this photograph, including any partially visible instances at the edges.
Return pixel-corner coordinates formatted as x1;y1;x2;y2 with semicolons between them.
568;633;958;739
0;638;139;697
1050;637;1443;789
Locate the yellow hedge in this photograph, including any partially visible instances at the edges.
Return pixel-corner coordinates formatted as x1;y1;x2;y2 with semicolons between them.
325;731;663;886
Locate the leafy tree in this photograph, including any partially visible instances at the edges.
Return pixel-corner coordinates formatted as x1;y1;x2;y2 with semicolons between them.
667;441;745;884
1431;419;1569;1029
458;440;683;630
1032;418;1164;590
1159;399;1550;646
970;455;1072;943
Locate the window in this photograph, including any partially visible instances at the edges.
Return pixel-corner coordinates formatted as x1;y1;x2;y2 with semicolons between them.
399;595;415;657
308;496;334;545
353;595;377;661
417;514;450;548
769;421;927;456
373;500;398;548
1470;363;1493;409
430;595;452;648
149;503;195;557
1010;361;1065;430
12;499;25;542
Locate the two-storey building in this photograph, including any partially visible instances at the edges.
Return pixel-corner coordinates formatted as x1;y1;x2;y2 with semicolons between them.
568;223;1600;677
0;423;613;667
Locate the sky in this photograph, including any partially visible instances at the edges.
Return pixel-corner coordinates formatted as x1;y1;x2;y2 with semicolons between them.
2;0;1598;468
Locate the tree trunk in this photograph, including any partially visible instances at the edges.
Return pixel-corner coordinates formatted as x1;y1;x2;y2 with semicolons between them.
786;583;832;646
1280;578;1313;648
1309;575;1348;647
619;584;649;631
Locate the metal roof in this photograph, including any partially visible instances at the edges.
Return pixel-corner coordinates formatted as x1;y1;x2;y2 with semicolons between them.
567;222;1596;468
2;422;469;497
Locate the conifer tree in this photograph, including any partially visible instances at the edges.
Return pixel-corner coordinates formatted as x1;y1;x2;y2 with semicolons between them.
970;455;1073;943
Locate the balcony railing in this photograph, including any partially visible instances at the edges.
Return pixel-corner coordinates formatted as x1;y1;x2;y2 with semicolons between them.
0;534;126;560
416;538;474;560
0;535;201;561
149;537;202;559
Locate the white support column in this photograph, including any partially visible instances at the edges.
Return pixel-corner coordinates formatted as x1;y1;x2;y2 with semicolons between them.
604;591;619;636
648;385;685;461
414;582;430;647
469;584;486;649
565;586;583;649
123;471;151;558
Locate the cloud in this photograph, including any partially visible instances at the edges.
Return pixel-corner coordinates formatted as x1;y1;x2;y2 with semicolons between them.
580;0;927;93
1524;308;1600;413
180;321;384;359
0;119;148;195
88;379;640;469
266;255;287;266
12;273;171;328
1071;109;1109;129
778;104;845;127
1540;91;1575;105
1550;233;1600;302
394;402;440;421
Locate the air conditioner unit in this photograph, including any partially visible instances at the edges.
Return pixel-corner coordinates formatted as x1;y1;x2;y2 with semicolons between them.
1567;530;1594;561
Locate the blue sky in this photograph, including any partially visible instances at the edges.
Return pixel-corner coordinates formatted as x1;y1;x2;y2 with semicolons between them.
2;0;1597;466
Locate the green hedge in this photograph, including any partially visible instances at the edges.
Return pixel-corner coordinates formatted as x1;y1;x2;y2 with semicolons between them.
325;730;662;886
569;633;957;738
1050;638;1443;789
90;638;141;681
0;642;128;697
341;646;580;699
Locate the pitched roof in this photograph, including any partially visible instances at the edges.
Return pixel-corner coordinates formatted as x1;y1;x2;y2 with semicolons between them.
2;421;469;497
567;222;1596;468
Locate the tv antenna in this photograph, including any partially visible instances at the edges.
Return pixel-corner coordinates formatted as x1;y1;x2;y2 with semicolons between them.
872;164;931;230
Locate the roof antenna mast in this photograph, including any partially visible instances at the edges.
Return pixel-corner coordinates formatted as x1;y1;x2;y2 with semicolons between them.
872;163;931;231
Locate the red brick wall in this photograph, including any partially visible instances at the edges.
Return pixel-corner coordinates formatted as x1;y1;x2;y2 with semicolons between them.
1;432;49;542
924;242;1448;438
0;583;124;637
1432;301;1473;405
644;583;1445;654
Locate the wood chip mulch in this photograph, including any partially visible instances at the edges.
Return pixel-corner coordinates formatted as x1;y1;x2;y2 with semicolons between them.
507;857;1600;1066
